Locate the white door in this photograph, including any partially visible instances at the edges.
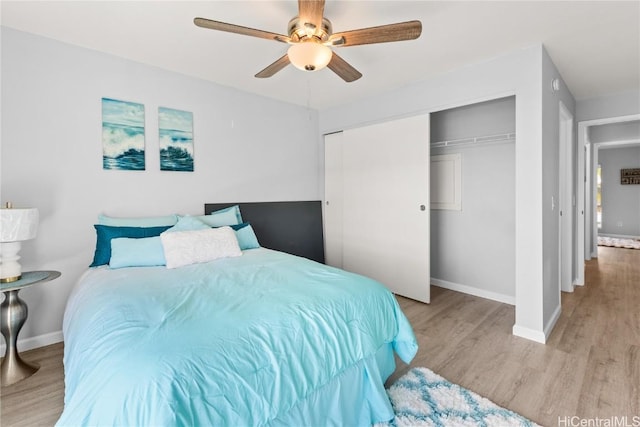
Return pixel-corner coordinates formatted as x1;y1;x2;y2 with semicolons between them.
576;134;586;285
341;114;430;303
559;101;574;293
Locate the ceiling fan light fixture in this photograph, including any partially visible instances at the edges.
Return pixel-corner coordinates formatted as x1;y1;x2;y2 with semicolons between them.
195;2;421;82
287;41;332;72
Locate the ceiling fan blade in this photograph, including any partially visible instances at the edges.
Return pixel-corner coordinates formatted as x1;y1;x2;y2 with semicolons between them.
255;54;291;78
194;17;290;43
327;52;362;82
298;0;325;31
330;20;422;47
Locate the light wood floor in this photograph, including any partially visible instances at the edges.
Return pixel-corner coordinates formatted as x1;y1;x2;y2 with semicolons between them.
1;246;638;426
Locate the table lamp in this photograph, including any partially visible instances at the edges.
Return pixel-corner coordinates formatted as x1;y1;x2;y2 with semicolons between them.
0;202;39;283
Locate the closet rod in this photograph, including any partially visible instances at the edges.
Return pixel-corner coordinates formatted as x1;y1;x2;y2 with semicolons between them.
431;132;516;148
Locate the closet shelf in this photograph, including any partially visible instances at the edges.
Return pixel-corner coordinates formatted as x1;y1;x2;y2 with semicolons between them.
431;132;516;148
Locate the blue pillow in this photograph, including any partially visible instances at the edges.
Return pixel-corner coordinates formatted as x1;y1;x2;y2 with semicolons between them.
90;225;171;267
198;205;243;227
165;215;210;233
109;236;166;269
98;213;178;227
230;223;260;250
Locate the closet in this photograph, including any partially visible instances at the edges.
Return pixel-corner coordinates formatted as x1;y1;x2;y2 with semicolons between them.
430;96;516;303
324;98;515;305
324;114;431;303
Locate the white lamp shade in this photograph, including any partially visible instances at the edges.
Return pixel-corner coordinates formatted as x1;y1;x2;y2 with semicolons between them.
0;208;39;242
288;41;332;72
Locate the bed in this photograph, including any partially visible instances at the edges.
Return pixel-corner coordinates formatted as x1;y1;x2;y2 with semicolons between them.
57;202;418;426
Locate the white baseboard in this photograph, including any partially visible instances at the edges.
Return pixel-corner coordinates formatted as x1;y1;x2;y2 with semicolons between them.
0;330;63;355
512;324;546;344
431;277;515;305
511;304;561;345
544;304;562;341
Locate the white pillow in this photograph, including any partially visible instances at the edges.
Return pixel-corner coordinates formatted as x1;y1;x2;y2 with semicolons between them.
160;227;242;269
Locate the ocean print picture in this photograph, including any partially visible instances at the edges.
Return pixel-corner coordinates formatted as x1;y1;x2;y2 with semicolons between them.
159;107;194;172
102;98;145;170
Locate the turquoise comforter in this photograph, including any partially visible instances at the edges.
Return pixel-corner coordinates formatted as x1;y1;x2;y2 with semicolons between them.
58;248;417;426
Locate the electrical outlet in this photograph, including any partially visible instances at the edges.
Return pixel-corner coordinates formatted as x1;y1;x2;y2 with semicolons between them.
617;221;623;227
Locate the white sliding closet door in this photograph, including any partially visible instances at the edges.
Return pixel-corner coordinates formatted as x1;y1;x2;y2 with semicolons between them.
340;114;430;303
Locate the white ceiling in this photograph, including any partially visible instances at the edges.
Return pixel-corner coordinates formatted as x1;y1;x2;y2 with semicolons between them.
2;1;639;110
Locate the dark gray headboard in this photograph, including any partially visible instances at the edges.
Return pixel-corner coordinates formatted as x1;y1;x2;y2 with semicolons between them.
205;201;325;264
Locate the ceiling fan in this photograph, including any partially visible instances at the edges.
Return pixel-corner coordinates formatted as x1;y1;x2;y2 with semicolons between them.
194;0;422;82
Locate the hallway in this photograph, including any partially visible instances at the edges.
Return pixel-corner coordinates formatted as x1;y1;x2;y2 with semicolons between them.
393;245;640;425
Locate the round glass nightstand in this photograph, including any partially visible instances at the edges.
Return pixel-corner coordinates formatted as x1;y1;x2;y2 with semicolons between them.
1;270;61;387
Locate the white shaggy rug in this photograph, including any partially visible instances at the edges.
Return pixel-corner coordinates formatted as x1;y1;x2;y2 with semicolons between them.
378;367;540;427
597;236;640;250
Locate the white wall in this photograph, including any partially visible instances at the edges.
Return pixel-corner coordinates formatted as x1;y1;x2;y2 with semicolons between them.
599;146;640;237
540;48;576;333
590;121;640;143
577;90;640;122
1;28;321;350
320;45;566;343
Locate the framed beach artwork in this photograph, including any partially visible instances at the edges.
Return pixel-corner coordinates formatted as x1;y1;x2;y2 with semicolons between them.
159;107;194;172
101;98;146;170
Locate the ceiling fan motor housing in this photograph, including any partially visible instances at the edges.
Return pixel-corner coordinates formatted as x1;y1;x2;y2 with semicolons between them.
288;17;332;42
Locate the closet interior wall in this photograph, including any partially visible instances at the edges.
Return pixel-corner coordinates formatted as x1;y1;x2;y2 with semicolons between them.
430;96;517;303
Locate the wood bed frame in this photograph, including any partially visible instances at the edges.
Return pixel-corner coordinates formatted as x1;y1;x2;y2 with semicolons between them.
205;201;325;264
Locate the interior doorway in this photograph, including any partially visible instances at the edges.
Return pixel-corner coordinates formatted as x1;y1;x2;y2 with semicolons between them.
577;113;640;276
